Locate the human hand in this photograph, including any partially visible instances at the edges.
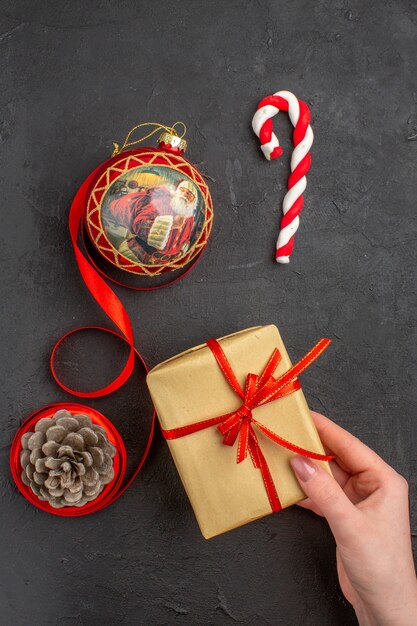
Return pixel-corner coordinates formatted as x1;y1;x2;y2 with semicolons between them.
173;214;186;228
290;412;417;626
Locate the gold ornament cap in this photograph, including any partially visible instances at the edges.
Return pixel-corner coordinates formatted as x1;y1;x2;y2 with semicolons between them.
158;131;187;154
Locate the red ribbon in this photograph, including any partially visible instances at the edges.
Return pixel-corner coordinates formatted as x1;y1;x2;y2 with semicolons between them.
162;338;334;512
11;149;209;515
10;403;127;516
52;149;209;395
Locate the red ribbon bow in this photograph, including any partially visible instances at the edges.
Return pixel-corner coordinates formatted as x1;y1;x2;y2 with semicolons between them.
162;337;334;513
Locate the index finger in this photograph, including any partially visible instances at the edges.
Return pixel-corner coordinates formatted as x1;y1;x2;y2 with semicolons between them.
311;411;390;474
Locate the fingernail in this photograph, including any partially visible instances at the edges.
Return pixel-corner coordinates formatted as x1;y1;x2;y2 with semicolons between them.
290;456;318;482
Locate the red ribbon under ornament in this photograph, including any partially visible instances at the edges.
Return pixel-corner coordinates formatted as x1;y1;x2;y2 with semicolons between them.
162;338;334;513
54;150;210;395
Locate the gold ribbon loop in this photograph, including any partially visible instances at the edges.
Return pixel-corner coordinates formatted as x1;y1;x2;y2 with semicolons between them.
111;121;187;157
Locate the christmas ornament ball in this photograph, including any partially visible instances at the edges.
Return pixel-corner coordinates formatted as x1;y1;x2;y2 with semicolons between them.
85;130;213;276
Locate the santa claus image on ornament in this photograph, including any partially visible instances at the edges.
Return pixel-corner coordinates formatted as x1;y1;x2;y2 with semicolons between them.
101;167;203;266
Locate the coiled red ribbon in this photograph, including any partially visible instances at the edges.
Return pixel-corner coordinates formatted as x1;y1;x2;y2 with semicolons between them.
10;150;209;515
162;337;334;512
10;403;127;516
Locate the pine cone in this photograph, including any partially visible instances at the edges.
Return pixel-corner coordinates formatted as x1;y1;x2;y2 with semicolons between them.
20;409;116;508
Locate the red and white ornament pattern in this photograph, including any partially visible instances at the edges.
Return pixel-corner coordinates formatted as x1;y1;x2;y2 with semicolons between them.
252;90;313;264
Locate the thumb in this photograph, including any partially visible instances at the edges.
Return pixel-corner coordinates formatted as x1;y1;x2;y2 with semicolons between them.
290;455;359;541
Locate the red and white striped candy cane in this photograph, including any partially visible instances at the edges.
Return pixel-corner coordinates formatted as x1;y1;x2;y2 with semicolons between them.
252;90;313;264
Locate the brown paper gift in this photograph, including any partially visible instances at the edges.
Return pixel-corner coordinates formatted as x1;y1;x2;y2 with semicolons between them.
146;325;332;539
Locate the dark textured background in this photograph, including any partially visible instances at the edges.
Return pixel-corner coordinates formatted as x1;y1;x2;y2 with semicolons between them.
1;1;416;624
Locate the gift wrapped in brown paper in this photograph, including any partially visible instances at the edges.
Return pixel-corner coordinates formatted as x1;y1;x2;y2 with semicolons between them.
146;325;333;539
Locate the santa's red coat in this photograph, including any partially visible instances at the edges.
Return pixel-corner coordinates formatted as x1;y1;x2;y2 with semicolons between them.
105;187;194;259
